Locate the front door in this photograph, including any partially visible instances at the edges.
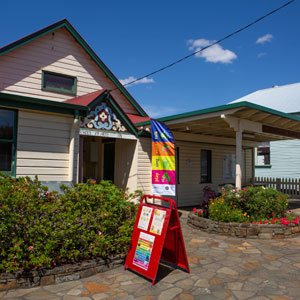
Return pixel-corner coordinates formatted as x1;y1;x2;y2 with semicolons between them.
103;141;115;182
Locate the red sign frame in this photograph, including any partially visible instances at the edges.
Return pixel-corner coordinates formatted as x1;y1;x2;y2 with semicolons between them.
124;195;190;285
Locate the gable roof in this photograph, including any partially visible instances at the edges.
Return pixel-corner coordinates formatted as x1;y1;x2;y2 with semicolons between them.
0;19;148;117
64;90;139;136
229;82;300;113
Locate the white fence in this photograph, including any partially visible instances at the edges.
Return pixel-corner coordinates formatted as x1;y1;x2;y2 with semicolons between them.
255;177;300;198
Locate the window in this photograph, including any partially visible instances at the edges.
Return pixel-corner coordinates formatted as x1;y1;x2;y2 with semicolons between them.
256;142;270;166
0;108;17;176
201;149;212;183
42;71;77;95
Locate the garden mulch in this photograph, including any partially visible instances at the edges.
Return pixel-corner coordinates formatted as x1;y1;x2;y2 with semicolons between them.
1;209;300;300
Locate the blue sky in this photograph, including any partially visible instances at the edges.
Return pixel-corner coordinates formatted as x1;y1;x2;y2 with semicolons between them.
1;0;299;117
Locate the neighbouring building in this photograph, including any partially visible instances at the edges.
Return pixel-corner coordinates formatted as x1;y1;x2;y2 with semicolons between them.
230;82;300;179
1;20;300;207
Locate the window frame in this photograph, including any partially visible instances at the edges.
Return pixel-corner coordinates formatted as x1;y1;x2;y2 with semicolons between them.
41;70;77;95
255;142;271;168
0;107;18;176
200;149;212;184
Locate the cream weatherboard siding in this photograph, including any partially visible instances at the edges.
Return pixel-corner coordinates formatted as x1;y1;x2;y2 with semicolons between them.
0;27;138;115
114;139;138;192
137;137;253;207
16;110;76;182
137;137;152;194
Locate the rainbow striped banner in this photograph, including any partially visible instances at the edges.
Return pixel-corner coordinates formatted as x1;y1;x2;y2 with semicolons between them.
151;120;176;196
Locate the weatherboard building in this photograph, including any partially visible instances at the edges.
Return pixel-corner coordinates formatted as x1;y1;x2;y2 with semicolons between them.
1;20;300;207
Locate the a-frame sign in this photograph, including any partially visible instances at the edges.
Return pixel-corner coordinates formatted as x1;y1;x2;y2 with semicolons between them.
124;195;190;285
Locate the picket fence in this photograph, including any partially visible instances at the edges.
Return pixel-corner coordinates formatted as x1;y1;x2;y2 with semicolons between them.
255;177;300;198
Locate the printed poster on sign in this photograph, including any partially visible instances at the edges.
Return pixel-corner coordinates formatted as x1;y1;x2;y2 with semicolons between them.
150;209;166;235
137;206;153;231
133;232;155;271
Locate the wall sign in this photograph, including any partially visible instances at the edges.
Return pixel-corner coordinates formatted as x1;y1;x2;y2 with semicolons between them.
124;195;189;285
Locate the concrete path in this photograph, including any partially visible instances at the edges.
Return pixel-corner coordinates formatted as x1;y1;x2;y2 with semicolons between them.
1;210;300;300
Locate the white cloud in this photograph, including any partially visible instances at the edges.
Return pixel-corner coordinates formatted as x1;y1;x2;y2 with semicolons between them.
257;52;267;58
256;34;273;44
143;105;179;118
187;38;237;64
119;76;154;86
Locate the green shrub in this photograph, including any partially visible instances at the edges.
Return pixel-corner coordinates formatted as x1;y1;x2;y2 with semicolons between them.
0;174;138;273
240;186;288;220
215;185;288;222
209;197;247;223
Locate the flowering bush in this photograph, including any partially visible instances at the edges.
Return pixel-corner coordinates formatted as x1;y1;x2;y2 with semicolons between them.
0;174;138;273
196;185;289;223
208;197;247;223
201;186;219;218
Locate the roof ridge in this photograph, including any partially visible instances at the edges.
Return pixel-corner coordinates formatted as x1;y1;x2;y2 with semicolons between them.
0;19;148;117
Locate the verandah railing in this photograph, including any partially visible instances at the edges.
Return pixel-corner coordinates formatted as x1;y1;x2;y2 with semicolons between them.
254;177;300;198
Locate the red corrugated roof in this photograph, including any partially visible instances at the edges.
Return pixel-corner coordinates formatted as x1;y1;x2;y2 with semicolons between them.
127;114;151;124
64;89;107;106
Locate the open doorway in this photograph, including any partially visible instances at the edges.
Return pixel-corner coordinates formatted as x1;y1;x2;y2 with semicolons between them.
80;136;115;183
102;139;115;182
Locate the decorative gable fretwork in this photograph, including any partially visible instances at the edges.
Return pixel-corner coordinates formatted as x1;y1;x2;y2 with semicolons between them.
80;102;128;132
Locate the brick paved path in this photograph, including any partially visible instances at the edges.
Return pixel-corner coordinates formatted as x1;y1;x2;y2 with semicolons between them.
1;210;300;300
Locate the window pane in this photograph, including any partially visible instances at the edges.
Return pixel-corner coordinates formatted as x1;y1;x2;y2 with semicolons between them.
0;109;14;140
0;142;12;171
44;72;74;91
201;150;212;183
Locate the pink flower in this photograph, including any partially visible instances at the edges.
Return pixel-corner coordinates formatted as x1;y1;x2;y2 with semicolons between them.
98;231;102;235
242;187;247;191
45;191;50;195
198;211;202;215
264;221;268;224
28;246;33;251
51;260;56;266
193;208;197;213
271;212;275;216
252;222;256;224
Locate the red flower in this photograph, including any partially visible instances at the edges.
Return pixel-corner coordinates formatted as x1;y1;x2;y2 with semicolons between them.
242;187;247;191
193;208;197;213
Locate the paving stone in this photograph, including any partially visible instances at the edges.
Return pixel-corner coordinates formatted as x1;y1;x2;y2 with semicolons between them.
85;282;109;294
24;290;57;300
217;267;238;276
194;278;209;288
63;296;91;300
174;279;194;290
67;288;82;296
270;296;293;300
232;290;255;299
4;287;38;298
157;287;182;300
92;293;109;300
226;282;243;291
179;293;194;300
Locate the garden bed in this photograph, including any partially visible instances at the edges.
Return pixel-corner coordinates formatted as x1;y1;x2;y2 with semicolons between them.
188;212;300;239
0;255;124;291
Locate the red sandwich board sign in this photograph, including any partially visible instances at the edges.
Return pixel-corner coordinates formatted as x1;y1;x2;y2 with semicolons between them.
124;194;190;285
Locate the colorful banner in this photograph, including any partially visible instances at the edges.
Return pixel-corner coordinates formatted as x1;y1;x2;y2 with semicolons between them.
151;120;176;196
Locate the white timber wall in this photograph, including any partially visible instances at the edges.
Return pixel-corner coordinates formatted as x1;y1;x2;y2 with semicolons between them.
16;110;76;182
137;138;253;207
114;139;138;193
0;27;137;114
